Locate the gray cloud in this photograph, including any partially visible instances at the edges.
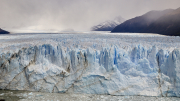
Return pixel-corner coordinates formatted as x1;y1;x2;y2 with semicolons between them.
0;0;180;31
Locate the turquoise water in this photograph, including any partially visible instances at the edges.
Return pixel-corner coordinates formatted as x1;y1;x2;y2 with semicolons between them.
0;90;180;101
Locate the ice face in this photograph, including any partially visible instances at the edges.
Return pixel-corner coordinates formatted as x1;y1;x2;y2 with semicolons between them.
0;33;180;97
0;43;179;97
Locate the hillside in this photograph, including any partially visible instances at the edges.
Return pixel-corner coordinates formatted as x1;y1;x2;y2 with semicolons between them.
0;28;10;34
112;7;180;36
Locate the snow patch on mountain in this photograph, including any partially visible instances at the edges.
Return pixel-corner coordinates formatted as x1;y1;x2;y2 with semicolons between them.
91;16;125;31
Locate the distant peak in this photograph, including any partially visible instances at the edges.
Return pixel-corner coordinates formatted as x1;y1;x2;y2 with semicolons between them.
175;7;180;12
176;7;180;10
91;15;125;31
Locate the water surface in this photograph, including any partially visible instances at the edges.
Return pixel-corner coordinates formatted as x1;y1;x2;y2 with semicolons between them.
0;90;180;101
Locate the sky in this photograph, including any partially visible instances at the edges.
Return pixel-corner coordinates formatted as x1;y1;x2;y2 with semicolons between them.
0;0;180;32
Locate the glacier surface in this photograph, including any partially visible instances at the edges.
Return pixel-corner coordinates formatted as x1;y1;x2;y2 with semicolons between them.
0;32;180;97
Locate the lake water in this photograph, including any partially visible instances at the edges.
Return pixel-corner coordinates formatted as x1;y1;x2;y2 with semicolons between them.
0;90;180;101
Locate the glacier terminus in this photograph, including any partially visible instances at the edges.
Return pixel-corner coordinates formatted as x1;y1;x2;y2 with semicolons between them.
0;32;180;97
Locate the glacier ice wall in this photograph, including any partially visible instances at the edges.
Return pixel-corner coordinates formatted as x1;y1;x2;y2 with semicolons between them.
0;44;180;97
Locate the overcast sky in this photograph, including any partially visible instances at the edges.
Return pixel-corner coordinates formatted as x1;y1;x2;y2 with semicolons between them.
1;0;180;31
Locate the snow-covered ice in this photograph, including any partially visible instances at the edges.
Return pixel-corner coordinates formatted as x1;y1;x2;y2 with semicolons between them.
0;32;180;97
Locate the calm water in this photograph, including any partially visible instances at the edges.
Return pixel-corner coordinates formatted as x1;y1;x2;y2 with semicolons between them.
0;90;180;101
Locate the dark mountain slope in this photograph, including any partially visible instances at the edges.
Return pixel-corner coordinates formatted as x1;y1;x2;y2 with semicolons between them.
146;8;180;36
0;28;10;34
112;8;180;36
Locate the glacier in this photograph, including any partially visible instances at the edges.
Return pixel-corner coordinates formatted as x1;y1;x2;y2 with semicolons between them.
0;32;180;97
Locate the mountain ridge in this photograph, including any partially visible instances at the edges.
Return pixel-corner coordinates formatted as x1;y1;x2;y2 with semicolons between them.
111;7;180;36
91;16;125;31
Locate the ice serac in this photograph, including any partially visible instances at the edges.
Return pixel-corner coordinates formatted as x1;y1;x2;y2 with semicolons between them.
0;44;180;97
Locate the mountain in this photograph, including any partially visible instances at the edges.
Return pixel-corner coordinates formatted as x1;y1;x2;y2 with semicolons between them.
111;7;180;36
91;16;125;31
0;28;10;34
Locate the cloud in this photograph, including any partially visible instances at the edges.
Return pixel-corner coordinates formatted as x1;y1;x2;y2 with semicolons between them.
0;0;180;31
